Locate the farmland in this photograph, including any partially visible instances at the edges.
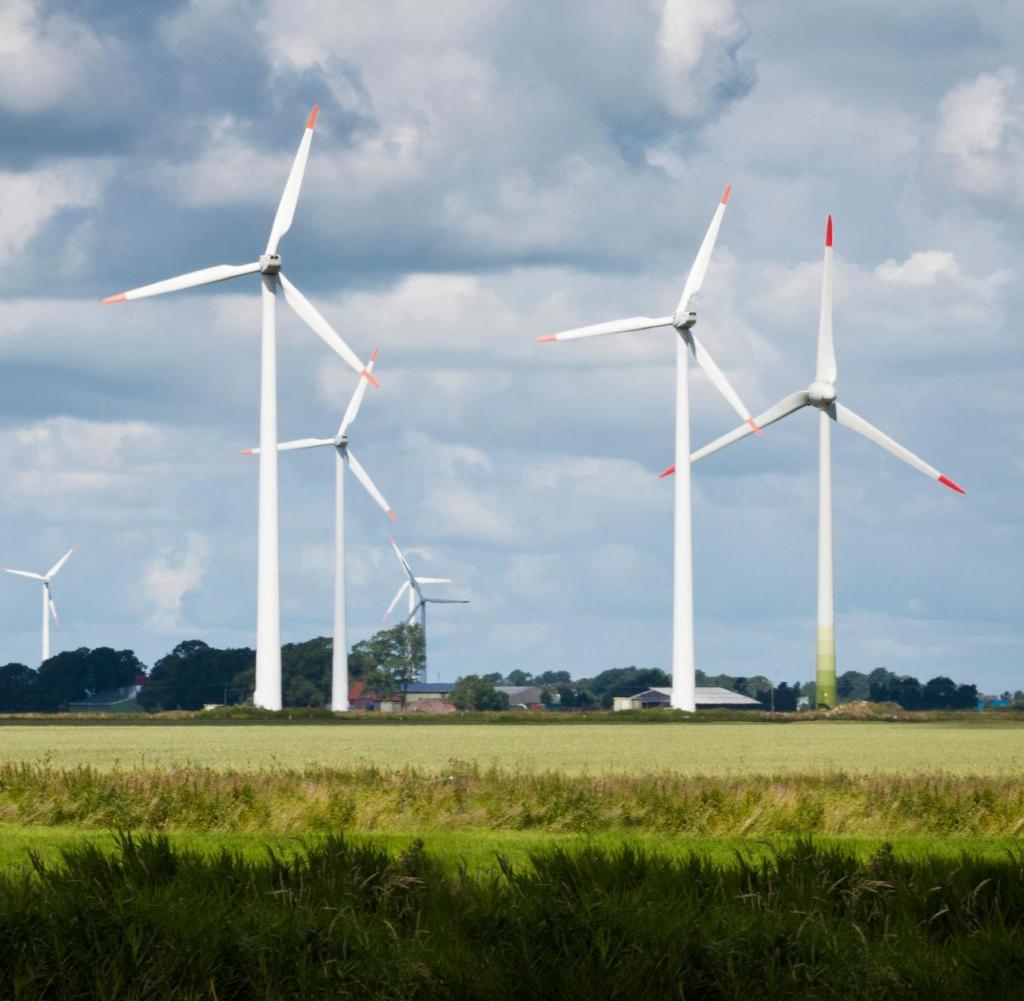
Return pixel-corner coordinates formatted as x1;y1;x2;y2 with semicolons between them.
4;718;1024;773
3;717;1023;998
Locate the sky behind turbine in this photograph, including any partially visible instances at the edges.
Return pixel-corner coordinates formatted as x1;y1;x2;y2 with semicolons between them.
0;0;1021;690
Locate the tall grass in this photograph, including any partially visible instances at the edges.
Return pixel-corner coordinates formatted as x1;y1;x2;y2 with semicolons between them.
4;762;1024;837
2;833;1022;999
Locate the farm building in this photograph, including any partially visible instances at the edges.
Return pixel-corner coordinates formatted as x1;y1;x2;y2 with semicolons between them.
67;684;144;713
496;685;544;707
379;682;457;713
612;686;762;711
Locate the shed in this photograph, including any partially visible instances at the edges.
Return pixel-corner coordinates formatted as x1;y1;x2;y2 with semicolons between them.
612;686;762;711
496;685;544;707
67;685;144;714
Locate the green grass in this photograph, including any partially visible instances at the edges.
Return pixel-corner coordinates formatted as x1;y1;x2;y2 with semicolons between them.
3;824;1021;874
4;763;1024;838
5;719;1024;772
3;832;1023;999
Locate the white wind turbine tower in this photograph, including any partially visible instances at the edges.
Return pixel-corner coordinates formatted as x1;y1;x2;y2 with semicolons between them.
539;186;758;711
241;349;396;711
678;216;965;708
1;546;76;663
103;106;377;710
382;537;468;680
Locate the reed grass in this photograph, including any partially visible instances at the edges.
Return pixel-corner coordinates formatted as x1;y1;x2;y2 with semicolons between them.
3;762;1024;838
2;832;1022;999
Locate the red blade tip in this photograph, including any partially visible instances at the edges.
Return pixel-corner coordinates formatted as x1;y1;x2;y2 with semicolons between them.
307;105;319;130
746;417;762;435
825;215;833;248
102;293;126;304
538;334;557;343
387;510;398;523
362;368;381;388
938;475;965;495
239;449;254;457
370;347;379;362
720;184;732;205
658;465;676;479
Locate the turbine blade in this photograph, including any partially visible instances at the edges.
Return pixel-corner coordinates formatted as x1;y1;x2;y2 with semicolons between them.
388;535;415;580
48;597;60;628
45;546;76;579
240;438;335;457
659;390;810;474
833;403;965;493
539;316;673;343
0;568;44;580
278;274;378;385
102;262;260;304
382;580;411;624
689;332;759;429
415;577;458;585
423;598;469;605
265;105;318;255
816;215;837;383
338;349;380;438
345;450;397;522
406;599;426;625
676;184;731;315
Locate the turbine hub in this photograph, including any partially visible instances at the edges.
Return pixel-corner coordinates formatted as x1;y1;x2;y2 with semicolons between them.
672;310;697;330
259;254;282;275
807;381;837;407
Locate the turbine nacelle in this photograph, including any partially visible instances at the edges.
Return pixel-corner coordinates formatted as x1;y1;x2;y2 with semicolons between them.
258;254;282;275
672;310;697;330
807;381;837;407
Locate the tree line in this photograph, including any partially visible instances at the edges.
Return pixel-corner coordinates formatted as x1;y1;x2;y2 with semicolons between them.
0;626;1009;713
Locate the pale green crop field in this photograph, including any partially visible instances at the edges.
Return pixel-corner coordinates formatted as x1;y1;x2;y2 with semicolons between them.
2;721;1023;774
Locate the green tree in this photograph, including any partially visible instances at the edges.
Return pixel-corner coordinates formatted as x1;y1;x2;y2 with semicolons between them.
33;647;145;712
868;667;899;702
589;667;670;707
837;671;870;701
922;675;958;709
0;663;35;712
139;641;253;712
349;624;425;703
505;669;532;686
536;670;571;685
451;675;509;711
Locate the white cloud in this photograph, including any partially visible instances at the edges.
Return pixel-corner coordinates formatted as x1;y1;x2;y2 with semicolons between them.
875;250;960;286
933;67;1024;203
657;0;750;119
0;161;112;254
0;0;111;113
138;531;210;633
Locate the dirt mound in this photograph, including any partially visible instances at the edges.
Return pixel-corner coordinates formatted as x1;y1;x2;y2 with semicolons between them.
825;700;904;719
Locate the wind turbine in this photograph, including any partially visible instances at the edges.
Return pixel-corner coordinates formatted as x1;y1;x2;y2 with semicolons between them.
241;349;395;711
538;186;757;711
102;106;376;711
672;216;965;707
1;546;76;663
382;536;468;681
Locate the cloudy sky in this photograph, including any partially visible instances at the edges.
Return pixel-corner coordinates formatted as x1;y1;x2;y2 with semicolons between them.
0;0;1020;690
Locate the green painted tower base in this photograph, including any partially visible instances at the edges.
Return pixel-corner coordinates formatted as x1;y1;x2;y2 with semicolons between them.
816;627;836;709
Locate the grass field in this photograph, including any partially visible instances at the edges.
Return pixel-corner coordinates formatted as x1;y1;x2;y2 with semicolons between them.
3;719;1023;997
3;833;1022;1000
4;719;1024;773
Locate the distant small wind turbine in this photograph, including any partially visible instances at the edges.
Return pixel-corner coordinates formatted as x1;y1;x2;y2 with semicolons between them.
242;349;395;711
539;186;756;711
382;537;467;679
103;106;375;711
1;546;76;662
669;216;965;708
